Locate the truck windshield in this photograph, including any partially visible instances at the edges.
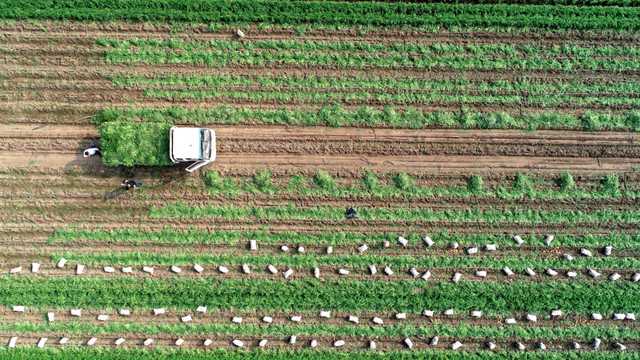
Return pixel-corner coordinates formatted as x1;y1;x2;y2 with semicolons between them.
201;129;211;159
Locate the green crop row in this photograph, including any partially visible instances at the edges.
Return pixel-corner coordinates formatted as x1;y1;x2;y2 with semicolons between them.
99;38;640;58
48;228;640;247
4;349;640;360
3;321;640;340
100;122;172;167
142;89;640;108
202;170;637;200
93;105;640;131
109;74;640;95
3;1;640;32
105;48;640;71
50;251;640;270
0;277;637;314
335;0;640;6
149;203;640;225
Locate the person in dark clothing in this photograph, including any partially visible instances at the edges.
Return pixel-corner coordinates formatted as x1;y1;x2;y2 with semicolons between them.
122;179;143;190
346;207;358;219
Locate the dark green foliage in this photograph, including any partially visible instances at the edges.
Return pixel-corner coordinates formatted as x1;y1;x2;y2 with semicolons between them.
93;106;640;132
0;277;638;314
313;171;336;190
513;173;533;193
100;122;172;166
581;112;602;131
202;170;223;188
467;175;484;194
601;173;620;196
253;170;273;192
393;172;413;190
5;348;640;360
557;172;575;191
149;202;640;224
202;170;237;193
2;1;640;32
361;171;379;191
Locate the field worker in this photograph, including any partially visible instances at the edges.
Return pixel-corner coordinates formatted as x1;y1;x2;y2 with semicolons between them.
122;179;143;190
83;146;102;157
346;207;358;219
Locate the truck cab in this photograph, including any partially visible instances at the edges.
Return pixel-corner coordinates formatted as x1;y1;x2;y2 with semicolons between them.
169;127;216;172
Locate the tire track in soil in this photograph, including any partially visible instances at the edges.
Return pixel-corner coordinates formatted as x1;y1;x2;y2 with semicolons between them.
2;124;640;173
6;132;640;159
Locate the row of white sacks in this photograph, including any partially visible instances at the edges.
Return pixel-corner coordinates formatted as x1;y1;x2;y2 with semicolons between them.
10;260;638;282
6;336;629;351
9;306;637;324
253;237;614;252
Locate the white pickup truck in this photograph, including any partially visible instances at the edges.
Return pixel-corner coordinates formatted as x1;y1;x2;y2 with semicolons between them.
170;127;217;172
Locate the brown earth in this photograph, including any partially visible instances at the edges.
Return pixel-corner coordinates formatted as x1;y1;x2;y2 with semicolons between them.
1;21;640;352
0;332;638;351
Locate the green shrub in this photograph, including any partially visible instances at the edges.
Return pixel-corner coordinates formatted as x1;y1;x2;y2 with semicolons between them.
393;172;413;190
252;170;273;192
513;173;533;193
557;172;575;191
100;122;172;166
361;171;379;191
581;112;602;131
203;170;223;189
625;111;640;131
467;175;484;194
601;173;620;196
313;171;336;190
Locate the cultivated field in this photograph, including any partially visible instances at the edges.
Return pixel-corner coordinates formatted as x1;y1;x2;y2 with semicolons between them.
1;1;640;359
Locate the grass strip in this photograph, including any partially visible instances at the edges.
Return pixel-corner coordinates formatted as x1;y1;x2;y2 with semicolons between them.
93;105;640;131
100;38;640;58
105;48;640;71
148;203;640;224
142;89;640;108
2;348;640;360
109;74;640;96
3;1;640;32
0;278;636;314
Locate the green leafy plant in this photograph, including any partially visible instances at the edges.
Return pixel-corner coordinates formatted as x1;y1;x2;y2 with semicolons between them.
361;171;379;191
100;122;172;166
203;170;223;189
467;174;484;194
393;172;413;190
313;171;336;190
252;170;273;193
557;172;575;191
513;173;533;194
601;173;620;196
